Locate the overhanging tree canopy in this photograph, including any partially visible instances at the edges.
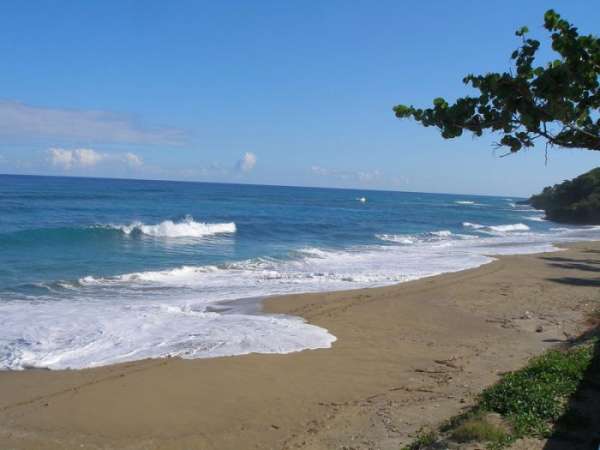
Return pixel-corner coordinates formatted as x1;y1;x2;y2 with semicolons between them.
393;10;600;153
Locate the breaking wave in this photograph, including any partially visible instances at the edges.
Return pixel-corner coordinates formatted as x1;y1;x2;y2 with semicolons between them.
454;200;484;206
108;215;236;238
462;222;530;233
375;230;477;245
524;215;547;222
4;221;600;370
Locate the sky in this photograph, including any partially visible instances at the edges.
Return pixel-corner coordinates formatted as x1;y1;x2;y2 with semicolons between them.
0;0;599;197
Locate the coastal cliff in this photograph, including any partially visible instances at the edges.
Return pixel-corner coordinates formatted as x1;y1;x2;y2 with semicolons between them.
528;167;600;225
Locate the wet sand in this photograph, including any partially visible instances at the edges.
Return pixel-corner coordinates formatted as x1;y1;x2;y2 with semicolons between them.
1;241;599;450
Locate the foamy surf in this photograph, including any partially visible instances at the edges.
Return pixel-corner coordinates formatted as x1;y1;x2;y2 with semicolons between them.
462;222;530;233
375;230;475;245
524;215;547;222
4;176;600;372
4;223;600;370
108;215;236;238
0;299;336;370
454;200;484;206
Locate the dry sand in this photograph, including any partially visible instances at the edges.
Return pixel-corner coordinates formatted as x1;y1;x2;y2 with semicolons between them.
1;241;599;450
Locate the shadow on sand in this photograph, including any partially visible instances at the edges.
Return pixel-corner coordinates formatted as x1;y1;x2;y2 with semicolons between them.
542;329;600;450
543;254;600;287
548;277;600;287
546;263;600;273
543;252;600;450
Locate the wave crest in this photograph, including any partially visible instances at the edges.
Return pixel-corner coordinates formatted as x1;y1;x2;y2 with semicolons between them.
454;200;483;206
463;222;530;233
110;216;236;238
376;230;477;245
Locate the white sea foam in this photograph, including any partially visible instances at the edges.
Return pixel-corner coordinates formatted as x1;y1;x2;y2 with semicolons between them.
524;215;547;222
79;265;223;286
462;222;530;233
376;230;457;244
376;230;484;247
376;234;415;244
0;300;335;370
109;215;236;238
488;223;530;232
3;222;600;370
454;200;483;206
462;222;485;230
507;202;544;212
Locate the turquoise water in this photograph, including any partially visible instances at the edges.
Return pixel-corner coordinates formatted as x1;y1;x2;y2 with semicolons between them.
1;174;599;370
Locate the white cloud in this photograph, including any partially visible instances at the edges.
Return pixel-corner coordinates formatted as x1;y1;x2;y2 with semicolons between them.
236;152;257;172
49;148;77;169
0;101;184;145
48;148;143;170
76;148;104;167
310;165;330;176
123;152;143;167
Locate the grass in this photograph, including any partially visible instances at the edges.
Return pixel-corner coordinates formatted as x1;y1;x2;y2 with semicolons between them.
400;428;437;450
449;412;510;445
400;340;596;449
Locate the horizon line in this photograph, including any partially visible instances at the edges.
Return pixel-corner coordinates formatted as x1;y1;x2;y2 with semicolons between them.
0;172;526;199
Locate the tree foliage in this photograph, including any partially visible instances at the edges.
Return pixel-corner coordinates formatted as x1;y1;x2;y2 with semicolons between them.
529;167;600;224
394;10;600;153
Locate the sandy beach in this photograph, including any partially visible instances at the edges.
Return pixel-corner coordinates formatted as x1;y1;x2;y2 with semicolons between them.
1;241;599;450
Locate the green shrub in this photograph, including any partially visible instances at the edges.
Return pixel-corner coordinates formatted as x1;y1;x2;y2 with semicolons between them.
402;342;596;450
480;347;593;435
450;413;510;444
401;428;437;450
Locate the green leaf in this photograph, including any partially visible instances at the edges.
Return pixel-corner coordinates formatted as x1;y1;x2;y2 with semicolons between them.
392;9;600;153
433;97;448;108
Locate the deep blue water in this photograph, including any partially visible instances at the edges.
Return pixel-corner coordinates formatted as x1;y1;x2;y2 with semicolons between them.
1;174;599;370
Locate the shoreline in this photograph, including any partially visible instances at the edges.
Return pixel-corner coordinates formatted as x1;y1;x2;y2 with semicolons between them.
4;215;599;371
0;241;570;372
1;241;599;449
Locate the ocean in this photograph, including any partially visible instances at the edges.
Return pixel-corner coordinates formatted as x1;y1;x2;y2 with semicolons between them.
1;174;599;370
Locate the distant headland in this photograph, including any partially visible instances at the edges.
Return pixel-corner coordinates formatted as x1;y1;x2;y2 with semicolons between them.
526;167;600;225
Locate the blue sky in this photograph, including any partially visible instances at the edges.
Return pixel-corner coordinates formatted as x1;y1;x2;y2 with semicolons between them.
0;0;598;196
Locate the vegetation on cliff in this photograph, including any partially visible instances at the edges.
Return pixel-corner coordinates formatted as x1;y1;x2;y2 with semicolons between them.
529;167;600;224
